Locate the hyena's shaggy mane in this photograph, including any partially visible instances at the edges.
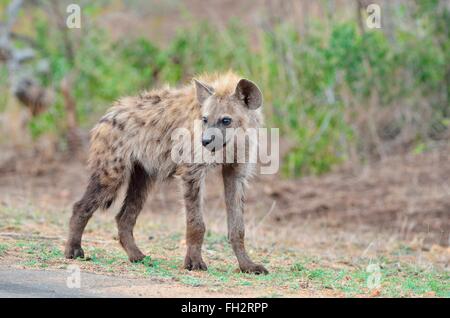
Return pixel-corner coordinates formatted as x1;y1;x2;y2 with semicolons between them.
196;70;242;97
134;70;242;105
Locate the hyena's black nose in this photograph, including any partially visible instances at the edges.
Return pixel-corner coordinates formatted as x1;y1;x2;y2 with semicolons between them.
202;135;215;147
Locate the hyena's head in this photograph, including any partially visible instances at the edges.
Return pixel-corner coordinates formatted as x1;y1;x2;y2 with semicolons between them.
194;78;263;153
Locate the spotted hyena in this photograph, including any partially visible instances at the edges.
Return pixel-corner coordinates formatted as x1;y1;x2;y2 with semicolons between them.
65;71;268;274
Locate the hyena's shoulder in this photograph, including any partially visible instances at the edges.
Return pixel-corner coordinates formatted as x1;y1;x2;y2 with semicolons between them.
87;85;199;171
97;70;247;127
93;85;197;133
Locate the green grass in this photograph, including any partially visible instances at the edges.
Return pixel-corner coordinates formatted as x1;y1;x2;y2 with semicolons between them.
0;206;447;297
0;236;448;297
0;244;8;257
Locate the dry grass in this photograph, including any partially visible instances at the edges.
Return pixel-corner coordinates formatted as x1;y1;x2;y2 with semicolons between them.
0;191;448;297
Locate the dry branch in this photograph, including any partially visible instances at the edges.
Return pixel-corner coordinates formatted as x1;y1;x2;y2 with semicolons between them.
61;74;82;157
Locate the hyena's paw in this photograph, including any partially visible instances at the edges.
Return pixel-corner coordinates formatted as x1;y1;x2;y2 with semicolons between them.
128;251;146;263
184;255;208;271
240;263;269;275
64;245;84;259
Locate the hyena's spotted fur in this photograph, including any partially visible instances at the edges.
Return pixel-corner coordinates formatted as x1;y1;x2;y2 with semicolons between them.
65;71;268;274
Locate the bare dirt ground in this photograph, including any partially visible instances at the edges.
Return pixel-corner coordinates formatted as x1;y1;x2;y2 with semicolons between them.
0;144;449;297
1;143;449;245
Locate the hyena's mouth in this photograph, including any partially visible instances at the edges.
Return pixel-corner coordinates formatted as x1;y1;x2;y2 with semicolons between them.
208;134;233;153
210;142;227;153
203;134;230;152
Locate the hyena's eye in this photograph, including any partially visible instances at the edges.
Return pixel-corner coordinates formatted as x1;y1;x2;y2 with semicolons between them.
221;117;232;126
202;116;208;124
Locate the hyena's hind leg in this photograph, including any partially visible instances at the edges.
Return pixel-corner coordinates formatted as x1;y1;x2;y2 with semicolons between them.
115;162;153;262
65;174;122;259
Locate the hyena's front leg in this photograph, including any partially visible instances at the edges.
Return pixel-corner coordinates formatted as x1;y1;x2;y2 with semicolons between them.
182;171;207;271
222;164;268;274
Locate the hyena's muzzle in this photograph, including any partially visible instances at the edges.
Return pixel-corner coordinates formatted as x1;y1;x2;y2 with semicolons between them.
202;127;229;152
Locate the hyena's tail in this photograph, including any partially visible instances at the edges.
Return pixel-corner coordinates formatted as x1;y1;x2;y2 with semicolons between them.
83;173;124;211
98;177;125;210
102;197;115;210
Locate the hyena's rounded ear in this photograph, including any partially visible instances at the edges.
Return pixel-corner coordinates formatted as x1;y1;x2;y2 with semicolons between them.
233;79;263;110
193;79;214;104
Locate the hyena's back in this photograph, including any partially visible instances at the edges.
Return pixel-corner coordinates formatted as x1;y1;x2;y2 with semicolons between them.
88;85;200;188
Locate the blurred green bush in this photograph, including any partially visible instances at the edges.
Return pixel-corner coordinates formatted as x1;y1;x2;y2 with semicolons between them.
3;0;449;177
